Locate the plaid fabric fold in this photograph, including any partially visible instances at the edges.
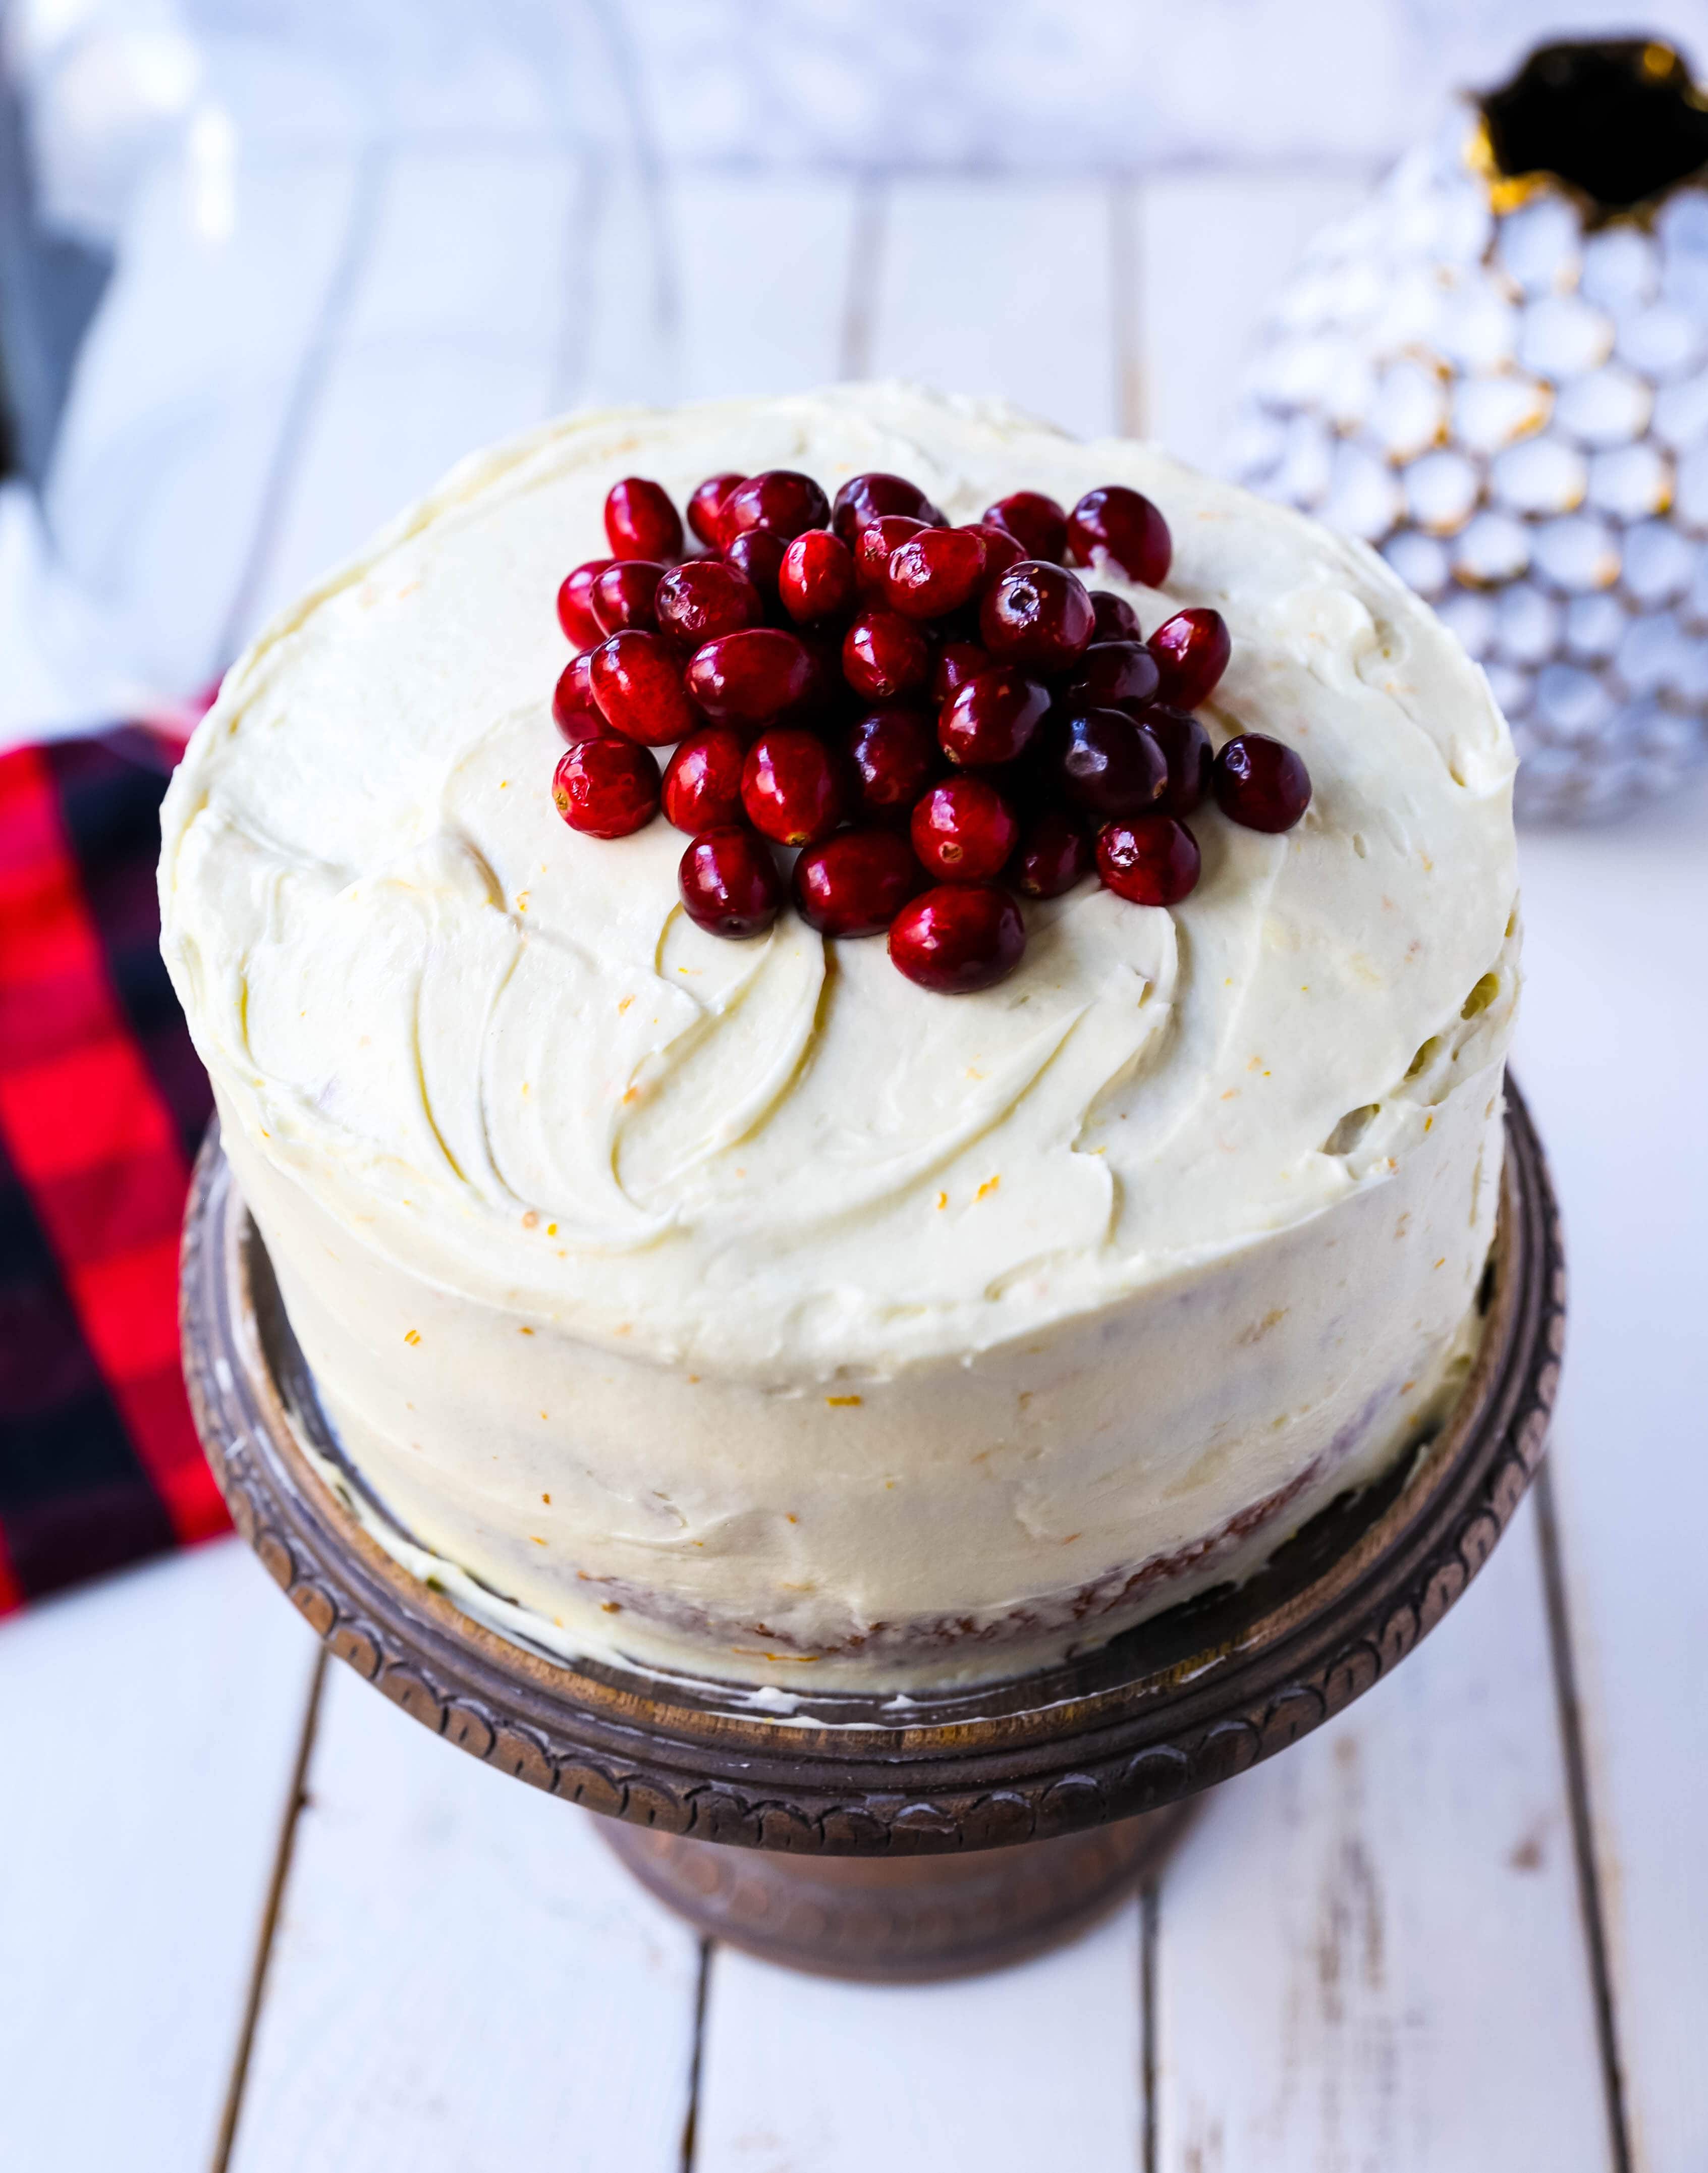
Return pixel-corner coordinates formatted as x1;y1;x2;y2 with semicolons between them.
0;730;224;1610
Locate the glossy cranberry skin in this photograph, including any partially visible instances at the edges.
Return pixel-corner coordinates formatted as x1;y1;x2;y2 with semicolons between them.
686;629;813;731
654;558;762;648
552;739;659;838
741;728;846;846
1213;733;1311;832
846;705;941;825
604;477;683;563
1096;816;1201;905
723;528;786;607
557;559;614;647
979;560;1095;671
793;828;920;937
590;558;666;635
911;776;1020;882
1056;707;1169;821
1089;589;1142;643
1141;704;1214;817
1010;807;1092;898
832;471;943;545
688;472;745;548
938;666;1051;769
779;528;857;624
883;526;985;621
1065;486;1172;586
662;726;748;833
722;470;830;545
1062;640;1162;716
1148;607;1231;711
678;826;783;938
843;608;932;702
890;885;1025;994
984;491;1068;564
853;515;927;599
589;630;698;747
552;659;610;745
932;640;993;704
965;522;1025;586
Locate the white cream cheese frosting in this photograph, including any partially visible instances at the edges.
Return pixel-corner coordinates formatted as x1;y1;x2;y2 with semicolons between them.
160;382;1519;1690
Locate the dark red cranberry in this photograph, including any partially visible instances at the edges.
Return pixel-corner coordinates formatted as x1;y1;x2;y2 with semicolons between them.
1065;486;1172;586
678;826;783;938
1056;708;1168;820
1148;607;1231;711
590;559;666;635
557;559;614;647
604;477;683;563
1062;640;1161;716
1010;808;1091;898
884;526;985;621
984;491;1068;563
553;649;595;719
979;560;1095;671
890;885;1025;994
741;728;846;845
688;472;745;549
832;471;943;545
932;640;993;704
965;522;1024;585
1096;816;1201;905
846;705;941;825
853;515;927;598
1213;734;1311;832
779;528;857;624
589;630;698;747
843;609;932;702
1141;705;1213;817
911;777;1020;882
724;528;786;607
1089;589;1142;643
662;726;748;833
552;658;610;744
793;828;920;937
552;739;659;838
654;559;763;648
722;470;830;544
686;629;813;731
939;666;1051;769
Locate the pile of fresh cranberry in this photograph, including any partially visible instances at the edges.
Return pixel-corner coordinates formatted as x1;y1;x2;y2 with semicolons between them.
548;468;1310;994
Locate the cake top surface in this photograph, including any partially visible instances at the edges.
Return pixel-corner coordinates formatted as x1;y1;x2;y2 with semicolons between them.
159;382;1518;1377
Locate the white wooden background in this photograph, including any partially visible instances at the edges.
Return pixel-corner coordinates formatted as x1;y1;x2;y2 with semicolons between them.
3;159;1704;2173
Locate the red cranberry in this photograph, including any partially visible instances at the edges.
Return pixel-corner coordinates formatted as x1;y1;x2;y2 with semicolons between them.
590;630;698;747
552;658;610;744
722;470;830;544
853;515;927;598
1148;608;1231;711
780;528;857;624
686;629;813;731
890;885;1025;994
1096;816;1201;905
843;608;932;702
979;560;1095;671
662;726;748;833
1056;708;1168;820
984;491;1068;563
1062;640;1161;716
1065;486;1172;586
655;559;763;648
724;528;786;606
741;728;846;845
832;471;943;545
911;776;1020;882
688;472;745;548
1213;734;1311;832
552;739;659;838
932;640;993;703
883;526;985;621
939;666;1051;769
793;828;920;937
604;477;683;563
1011;808;1091;898
965;522;1025;585
846;705;941;824
557;559;614;647
1089;589;1142;643
678;826;783;938
590;558;666;635
1141;705;1213;817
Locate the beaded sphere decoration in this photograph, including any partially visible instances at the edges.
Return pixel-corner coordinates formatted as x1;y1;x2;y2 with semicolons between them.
1229;40;1708;823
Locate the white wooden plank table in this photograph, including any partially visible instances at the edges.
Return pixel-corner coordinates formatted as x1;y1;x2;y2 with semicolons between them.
3;156;1704;2173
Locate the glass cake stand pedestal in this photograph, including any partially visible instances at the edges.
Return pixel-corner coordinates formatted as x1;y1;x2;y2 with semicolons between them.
179;1088;1563;1983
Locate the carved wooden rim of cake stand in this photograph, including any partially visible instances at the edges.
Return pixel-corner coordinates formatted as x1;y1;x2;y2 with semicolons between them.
182;1084;1564;1888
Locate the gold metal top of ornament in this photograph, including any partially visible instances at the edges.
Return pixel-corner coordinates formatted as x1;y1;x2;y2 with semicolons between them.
1470;38;1708;227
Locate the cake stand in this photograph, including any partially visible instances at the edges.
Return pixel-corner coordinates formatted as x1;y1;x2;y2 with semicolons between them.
180;1087;1563;1982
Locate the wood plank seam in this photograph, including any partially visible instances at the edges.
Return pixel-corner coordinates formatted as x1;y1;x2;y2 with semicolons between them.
1140;1877;1160;2173
840;177;887;382
1111;180;1144;439
678;1937;712;2173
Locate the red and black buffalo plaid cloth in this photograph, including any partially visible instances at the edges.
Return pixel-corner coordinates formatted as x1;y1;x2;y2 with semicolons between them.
0;729;225;1612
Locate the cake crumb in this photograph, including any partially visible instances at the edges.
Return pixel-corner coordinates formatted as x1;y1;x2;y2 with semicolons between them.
976;1175;1000;1201
530;1536;546;1546
601;1601;621;1613
825;1394;862;1407
619;995;634;1013
936;1191;948;1209
522;1210;539;1228
542;1493;551;1504
403;1329;421;1345
519;1325;534;1335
